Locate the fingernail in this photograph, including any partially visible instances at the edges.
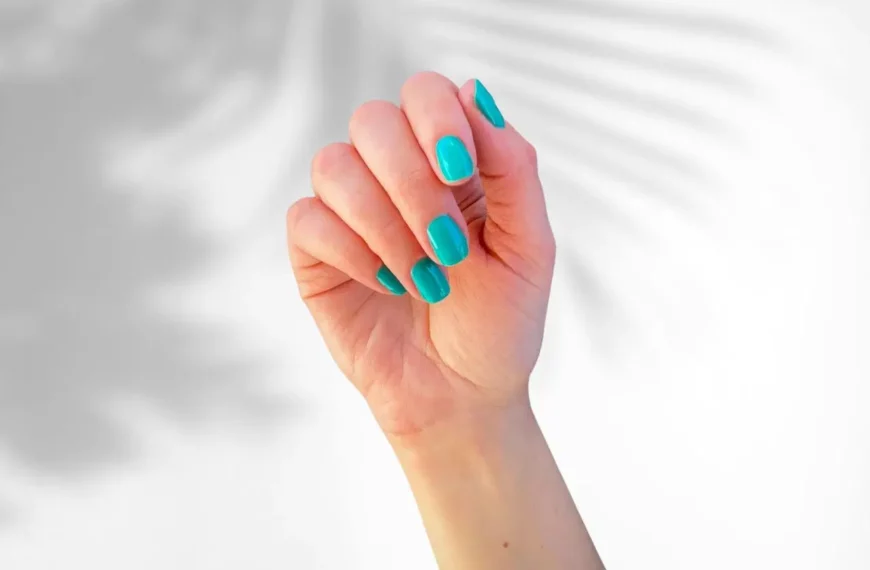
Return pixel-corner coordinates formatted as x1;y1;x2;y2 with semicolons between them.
377;265;406;295
411;258;451;304
474;79;505;129
427;214;469;267
435;135;474;182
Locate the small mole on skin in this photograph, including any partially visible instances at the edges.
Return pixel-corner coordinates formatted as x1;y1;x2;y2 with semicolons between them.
503;542;509;549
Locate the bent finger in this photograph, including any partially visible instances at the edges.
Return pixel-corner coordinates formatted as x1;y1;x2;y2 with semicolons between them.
286;197;405;300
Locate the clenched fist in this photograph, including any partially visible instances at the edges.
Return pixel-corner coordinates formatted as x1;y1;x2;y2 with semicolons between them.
286;73;604;569
286;72;556;440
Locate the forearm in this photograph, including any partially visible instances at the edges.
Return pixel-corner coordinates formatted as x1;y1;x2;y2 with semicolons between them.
389;394;604;570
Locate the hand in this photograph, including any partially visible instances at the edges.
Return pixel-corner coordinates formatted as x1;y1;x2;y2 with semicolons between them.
286;72;556;439
287;73;602;569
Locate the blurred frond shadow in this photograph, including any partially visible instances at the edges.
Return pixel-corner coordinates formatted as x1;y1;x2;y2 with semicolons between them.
0;503;13;528
0;0;302;492
0;0;783;521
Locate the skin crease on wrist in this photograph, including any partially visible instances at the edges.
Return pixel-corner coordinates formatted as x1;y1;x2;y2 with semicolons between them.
286;71;605;569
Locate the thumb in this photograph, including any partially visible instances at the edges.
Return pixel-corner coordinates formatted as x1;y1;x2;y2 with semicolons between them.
458;79;555;266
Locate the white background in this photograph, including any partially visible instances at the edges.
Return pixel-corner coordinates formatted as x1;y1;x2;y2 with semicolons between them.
0;0;868;568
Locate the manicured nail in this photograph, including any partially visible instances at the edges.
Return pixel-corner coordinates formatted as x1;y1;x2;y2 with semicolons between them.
377;265;406;295
411;258;451;304
474;79;505;128
435;135;474;182
427;214;468;267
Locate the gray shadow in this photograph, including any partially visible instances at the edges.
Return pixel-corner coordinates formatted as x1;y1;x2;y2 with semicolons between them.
285;0;412;181
256;0;414;235
506;0;783;48
429;9;758;92
0;0;298;491
0;0;786;520
465;42;730;132
0;503;13;528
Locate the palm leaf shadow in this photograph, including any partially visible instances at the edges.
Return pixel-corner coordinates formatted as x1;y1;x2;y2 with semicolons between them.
410;0;783;360
0;503;13;529
0;0;298;497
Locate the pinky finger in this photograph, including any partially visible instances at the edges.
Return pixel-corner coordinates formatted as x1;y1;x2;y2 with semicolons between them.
286;197;406;300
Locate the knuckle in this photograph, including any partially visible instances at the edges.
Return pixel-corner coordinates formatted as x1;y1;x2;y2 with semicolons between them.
395;164;435;200
541;228;557;262
333;233;359;261
349;99;399;135
530;216;558;270
311;142;355;184
522;139;539;170
286;197;317;233
401;71;454;99
378;213;411;246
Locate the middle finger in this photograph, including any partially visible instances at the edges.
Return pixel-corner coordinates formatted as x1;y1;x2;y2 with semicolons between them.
349;100;470;269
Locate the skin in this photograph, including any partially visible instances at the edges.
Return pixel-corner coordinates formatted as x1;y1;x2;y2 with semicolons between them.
286;72;605;569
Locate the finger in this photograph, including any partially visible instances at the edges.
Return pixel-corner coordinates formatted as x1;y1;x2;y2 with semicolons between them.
349;100;470;272
311;142;449;304
400;71;478;187
286;197;406;301
457;79;553;255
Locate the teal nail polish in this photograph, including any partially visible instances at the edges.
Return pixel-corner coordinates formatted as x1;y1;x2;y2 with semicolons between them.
427;215;469;267
411;258;451;304
377;265;406;295
474;79;505;128
435;135;474;182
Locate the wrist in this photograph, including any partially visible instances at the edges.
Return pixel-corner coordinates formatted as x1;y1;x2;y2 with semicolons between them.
387;391;539;476
384;391;604;570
